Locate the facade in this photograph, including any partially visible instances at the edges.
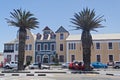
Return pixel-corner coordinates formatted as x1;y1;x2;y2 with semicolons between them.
3;29;35;64
3;26;120;64
66;34;120;64
35;26;56;64
55;26;69;63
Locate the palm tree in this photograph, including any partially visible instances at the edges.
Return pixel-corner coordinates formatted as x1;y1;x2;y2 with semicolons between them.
6;9;39;70
71;8;104;71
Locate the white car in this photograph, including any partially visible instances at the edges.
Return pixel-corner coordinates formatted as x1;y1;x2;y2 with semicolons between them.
61;62;70;68
29;63;50;69
4;61;18;69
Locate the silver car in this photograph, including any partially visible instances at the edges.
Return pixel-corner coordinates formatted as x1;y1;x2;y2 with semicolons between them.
29;63;50;69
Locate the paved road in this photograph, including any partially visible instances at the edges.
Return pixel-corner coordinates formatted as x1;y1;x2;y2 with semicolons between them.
0;73;120;80
0;68;120;80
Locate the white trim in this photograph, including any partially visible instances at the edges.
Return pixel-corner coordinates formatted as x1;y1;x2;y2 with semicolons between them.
66;42;69;62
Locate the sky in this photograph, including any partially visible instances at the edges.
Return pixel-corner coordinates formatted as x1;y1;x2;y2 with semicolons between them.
0;0;120;52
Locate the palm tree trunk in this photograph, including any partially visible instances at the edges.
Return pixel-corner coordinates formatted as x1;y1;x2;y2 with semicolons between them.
18;28;26;70
81;30;92;71
83;48;91;71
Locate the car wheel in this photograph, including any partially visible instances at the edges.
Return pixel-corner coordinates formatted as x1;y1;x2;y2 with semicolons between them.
5;66;10;69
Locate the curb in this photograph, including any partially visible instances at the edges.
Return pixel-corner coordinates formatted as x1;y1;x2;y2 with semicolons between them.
106;73;114;76
1;71;30;73
35;71;66;73
71;71;99;74
106;73;120;76
0;73;46;76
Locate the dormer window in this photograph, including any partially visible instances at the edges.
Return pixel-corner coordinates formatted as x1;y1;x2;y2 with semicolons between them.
44;34;48;39
36;33;41;40
50;33;55;39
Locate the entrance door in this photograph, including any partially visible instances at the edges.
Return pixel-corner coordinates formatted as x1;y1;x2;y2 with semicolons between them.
43;55;49;63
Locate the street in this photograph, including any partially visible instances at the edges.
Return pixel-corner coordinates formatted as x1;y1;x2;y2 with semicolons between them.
0;68;120;80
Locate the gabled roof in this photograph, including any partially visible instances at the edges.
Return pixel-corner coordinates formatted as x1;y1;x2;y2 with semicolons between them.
55;26;68;33
43;26;51;31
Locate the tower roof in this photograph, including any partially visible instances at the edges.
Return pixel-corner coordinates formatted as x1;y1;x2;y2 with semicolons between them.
55;26;68;33
43;26;51;31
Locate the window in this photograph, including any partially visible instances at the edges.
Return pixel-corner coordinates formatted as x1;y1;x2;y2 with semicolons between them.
59;55;64;62
96;43;100;49
37;44;41;51
71;55;75;62
7;55;11;62
44;44;48;50
29;44;32;50
109;55;113;62
60;33;64;40
69;43;76;50
108;42;113;49
15;44;18;51
96;55;101;62
4;44;14;50
60;44;63;51
25;45;28;50
51;44;55;51
44;34;48;39
36;33;41;40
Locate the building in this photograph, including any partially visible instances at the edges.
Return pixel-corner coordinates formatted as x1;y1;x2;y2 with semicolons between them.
66;33;120;64
3;29;36;64
3;26;120;64
55;26;69;63
35;26;56;64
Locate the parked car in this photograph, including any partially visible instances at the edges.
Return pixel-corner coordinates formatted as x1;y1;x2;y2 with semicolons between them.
4;61;18;69
113;61;120;69
107;61;114;66
69;61;93;70
61;62;70;68
91;62;108;68
28;63;50;69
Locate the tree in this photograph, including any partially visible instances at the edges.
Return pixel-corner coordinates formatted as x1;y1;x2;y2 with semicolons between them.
6;9;39;70
71;8;104;71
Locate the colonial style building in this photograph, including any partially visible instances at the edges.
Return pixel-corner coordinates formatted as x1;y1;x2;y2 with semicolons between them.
3;29;36;63
66;34;120;64
3;26;120;64
35;26;56;64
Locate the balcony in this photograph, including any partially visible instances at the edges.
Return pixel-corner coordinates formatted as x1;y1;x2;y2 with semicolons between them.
4;50;14;53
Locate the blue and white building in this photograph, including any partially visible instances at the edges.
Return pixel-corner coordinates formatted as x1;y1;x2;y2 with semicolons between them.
35;26;56;64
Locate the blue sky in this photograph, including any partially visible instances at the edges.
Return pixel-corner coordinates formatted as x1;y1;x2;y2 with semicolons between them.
0;0;120;52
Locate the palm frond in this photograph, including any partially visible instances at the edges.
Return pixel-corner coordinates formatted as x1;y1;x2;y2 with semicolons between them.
71;7;105;31
6;8;39;29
